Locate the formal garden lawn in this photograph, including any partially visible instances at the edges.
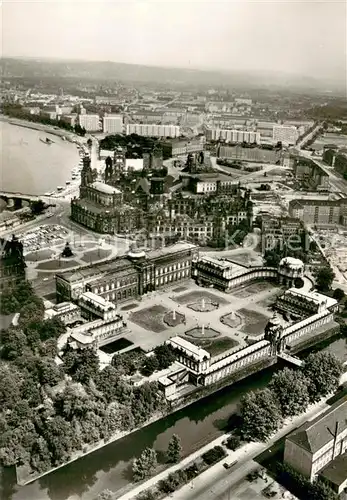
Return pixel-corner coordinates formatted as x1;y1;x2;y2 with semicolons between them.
238;308;270;336
129;305;168;333
80;248;112;263
183;336;239;356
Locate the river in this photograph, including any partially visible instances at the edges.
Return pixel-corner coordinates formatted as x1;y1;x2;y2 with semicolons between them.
0;121;80;196
1;335;346;500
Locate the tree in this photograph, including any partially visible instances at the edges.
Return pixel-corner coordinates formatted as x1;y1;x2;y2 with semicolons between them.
268;368;310;418
1;327;28;360
239;388;282;442
0;292;20;314
37;358;63;386
302;352;342;401
167;434;182;463
332;288;345;302
0;365;22;409
314;266;335;292
30;436;52;472
140;356;159;376
132;448;157;481
30;200;46;215
154;344;176;369
63;347;99;383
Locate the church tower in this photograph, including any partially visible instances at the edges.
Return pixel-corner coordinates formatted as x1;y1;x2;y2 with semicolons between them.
81;156;93;188
105;156;113;185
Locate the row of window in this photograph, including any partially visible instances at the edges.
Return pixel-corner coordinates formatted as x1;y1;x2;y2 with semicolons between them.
155;269;189;285
155;262;190;276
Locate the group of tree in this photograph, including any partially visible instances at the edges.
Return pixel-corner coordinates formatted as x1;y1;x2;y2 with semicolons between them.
0;280;42;315
134;443;225;497
264;239;309;268
238;352;342;442
2;103;86;136
314;266;335;292
132;435;182;483
110;344;176;378
99;133;171;160
0;282;169;475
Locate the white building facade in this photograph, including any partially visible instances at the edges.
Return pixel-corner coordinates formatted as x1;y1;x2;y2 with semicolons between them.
79;114;101;132
273;125;298;146
126;123;180;138
103;115;124;134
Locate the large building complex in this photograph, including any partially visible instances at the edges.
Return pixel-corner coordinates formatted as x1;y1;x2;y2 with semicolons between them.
103;114;124;134
217;144;281;164
206;128;261;144
56;241;199;304
289;198;347;226
78;114;100;132
284;397;347;484
161;137;206;156
71;157;141;234
126;124;180;138
260;215;305;253
159;279;338;396
273;124;298;145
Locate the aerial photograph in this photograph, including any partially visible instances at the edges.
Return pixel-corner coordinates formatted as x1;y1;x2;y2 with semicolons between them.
1;1;347;499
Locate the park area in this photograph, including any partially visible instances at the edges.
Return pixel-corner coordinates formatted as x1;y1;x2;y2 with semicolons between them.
238;308;270;336
129;305;169;333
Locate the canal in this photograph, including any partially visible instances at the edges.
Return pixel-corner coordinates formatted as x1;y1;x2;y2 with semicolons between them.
1;335;346;500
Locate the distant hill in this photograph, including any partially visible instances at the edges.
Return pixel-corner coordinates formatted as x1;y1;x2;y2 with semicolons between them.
0;57;343;92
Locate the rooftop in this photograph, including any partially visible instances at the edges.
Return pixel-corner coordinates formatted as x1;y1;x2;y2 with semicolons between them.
286;396;347;454
279;257;304;268
56;257;136;283
90;181;122;195
146;241;197;260
283;288;337;309
80;291;115;311
167;336;210;362
319;453;347;487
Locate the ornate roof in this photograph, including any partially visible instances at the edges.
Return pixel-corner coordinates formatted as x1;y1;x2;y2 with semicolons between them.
90;182;122;195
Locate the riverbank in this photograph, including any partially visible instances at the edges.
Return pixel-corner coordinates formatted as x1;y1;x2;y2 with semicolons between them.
14;325;344;488
0;114;81;144
16;356;278;486
118;396;333;500
1;118;84;197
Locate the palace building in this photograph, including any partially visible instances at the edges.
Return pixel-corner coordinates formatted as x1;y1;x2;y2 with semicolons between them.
56;241;199;305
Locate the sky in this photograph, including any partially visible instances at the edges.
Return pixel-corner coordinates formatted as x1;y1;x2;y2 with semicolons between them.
2;0;346;83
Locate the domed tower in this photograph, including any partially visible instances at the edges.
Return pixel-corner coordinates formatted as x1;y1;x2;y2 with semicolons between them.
264;312;284;355
278;257;304;287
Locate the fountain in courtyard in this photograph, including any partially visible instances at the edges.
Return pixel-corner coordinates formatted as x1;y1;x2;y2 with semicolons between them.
163;309;185;327
201;298;205;311
201;324;205;335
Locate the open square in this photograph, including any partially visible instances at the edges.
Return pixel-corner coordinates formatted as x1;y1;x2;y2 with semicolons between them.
173;290;229;306
232;281;276;298
129;304;169;333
